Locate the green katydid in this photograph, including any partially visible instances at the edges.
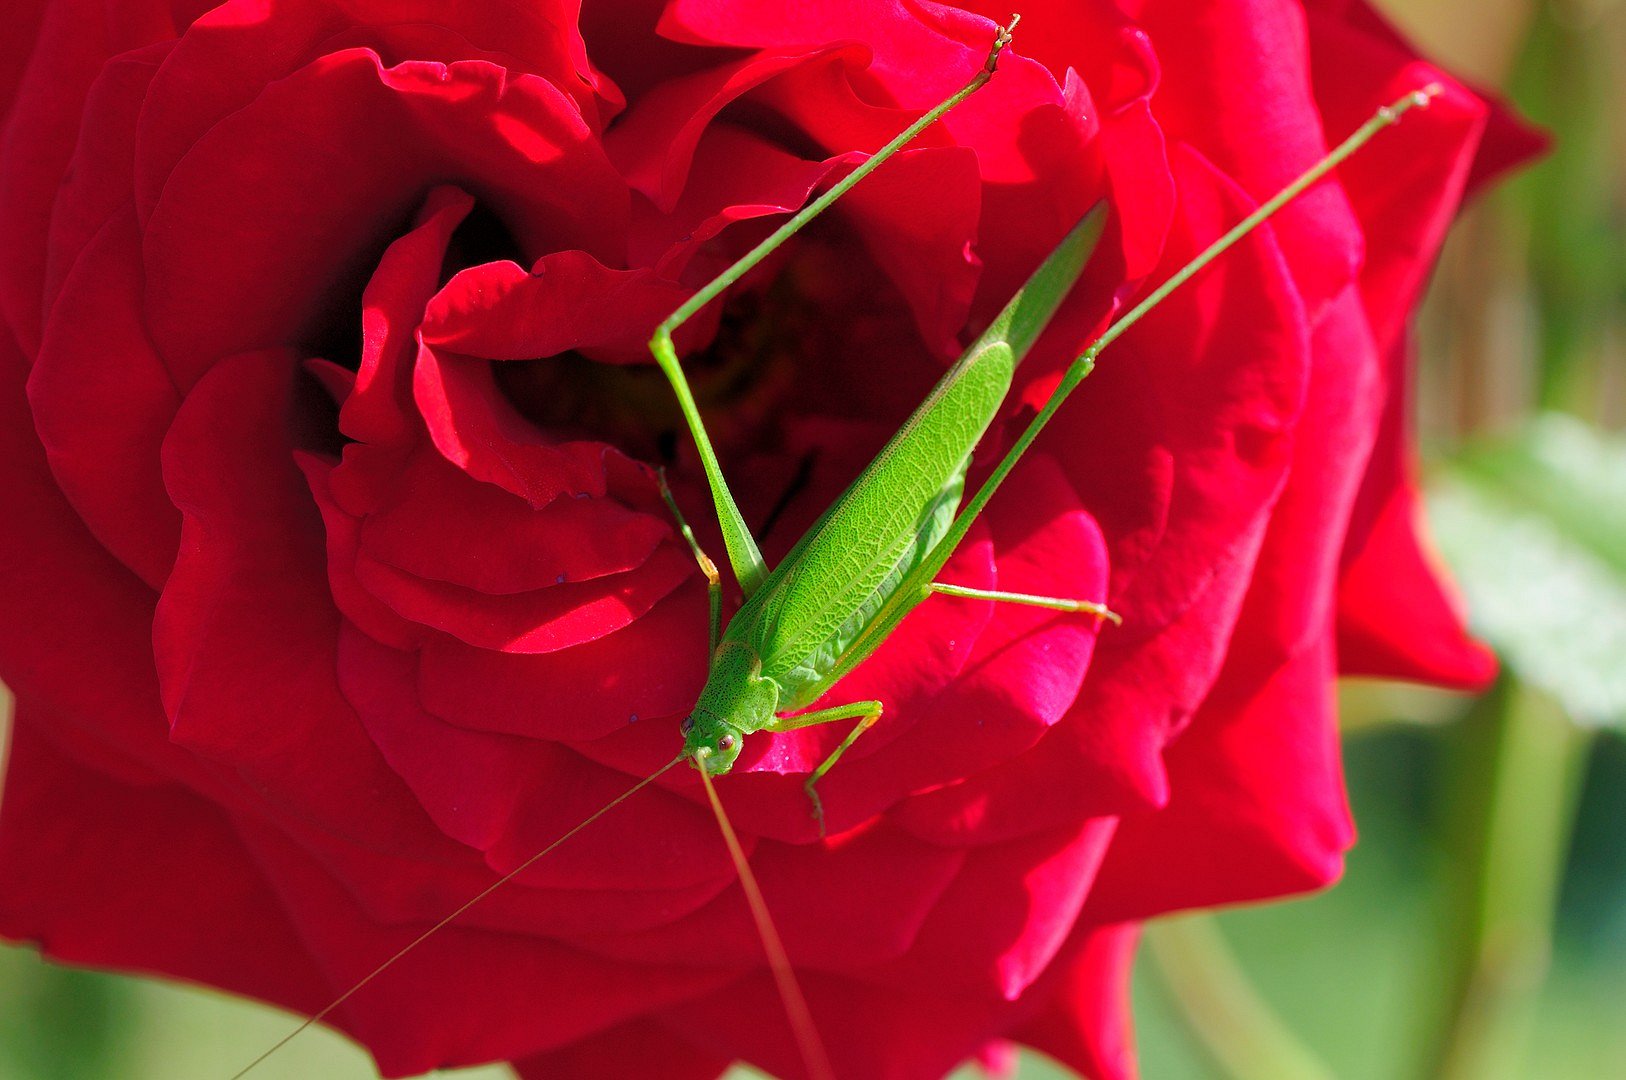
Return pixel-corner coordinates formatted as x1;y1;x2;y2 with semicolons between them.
648;53;1444;835
232;15;1442;1075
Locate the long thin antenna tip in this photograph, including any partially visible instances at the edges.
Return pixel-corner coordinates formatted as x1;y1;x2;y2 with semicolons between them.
986;14;1019;72
1378;82;1446;124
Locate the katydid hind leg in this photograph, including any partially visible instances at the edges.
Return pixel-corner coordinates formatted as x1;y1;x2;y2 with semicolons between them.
890;86;1449;621
646;17;1021;600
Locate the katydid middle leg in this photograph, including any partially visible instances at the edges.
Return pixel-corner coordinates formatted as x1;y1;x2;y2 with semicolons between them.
766;580;1117;836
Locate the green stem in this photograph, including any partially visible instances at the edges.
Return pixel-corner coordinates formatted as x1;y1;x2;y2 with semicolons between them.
1420;677;1591;1080
1147;915;1337;1080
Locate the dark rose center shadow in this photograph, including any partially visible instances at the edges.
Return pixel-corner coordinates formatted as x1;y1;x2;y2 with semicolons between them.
299;189;947;554
493;274;809;467
299;206;423;375
438;201;528;289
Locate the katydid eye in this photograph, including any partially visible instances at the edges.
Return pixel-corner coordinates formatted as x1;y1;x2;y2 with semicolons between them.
680;717;694;734
718;734;736;751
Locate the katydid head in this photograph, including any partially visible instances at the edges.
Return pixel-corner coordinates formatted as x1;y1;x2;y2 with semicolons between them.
682;640;779;774
683;710;746;774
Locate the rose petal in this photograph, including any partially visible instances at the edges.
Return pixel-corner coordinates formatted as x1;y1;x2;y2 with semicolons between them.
156;348;440;853
232;812;735;1075
29;209;181;587
1335;353;1497;689
0;0;173;357
0;0;49;125
423;252;692;364
574;821;965;971
134;0;613;225
416;583;711;740
1135;0;1365;320
1011;923;1141;1080
143;50;627;387
339;624;739;895
0;321;217;797
0;714;332;1016
636;124;838;276
668;970;1012;1080
659;0;1064;183
353;539;692;655
513;1018;730;1080
355;445;673;596
862;820;1116;1001
303;449;428;651
414;339;651;508
1050;145;1309;635
342;184;476;449
606;44;875;213
1085;637;1353;922
1220;288;1385;686
41;42;167;311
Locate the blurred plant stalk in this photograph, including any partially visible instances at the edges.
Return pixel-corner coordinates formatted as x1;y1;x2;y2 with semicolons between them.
1146;918;1335;1080
1414;0;1626;439
1422;680;1591;1080
1379;0;1624;1073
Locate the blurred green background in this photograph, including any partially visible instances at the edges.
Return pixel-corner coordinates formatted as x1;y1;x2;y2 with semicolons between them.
1;0;1622;1077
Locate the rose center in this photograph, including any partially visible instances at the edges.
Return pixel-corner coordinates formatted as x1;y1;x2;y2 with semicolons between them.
495;272;812;466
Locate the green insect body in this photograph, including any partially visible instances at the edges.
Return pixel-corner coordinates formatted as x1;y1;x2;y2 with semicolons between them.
654;64;1446;838
639;19;1130;831
673;213;1109;803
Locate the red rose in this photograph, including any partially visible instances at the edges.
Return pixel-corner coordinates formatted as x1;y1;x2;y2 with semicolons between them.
0;1;1538;1077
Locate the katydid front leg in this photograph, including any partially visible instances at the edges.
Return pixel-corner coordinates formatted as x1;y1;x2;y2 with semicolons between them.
764;700;886;837
656;468;723;652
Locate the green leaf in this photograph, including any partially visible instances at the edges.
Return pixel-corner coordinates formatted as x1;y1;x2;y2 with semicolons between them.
1429;414;1626;728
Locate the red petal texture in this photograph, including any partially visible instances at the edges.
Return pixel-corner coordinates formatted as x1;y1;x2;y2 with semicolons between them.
514;1020;731;1080
1012;924;1142;1080
0;715;331;1014
0;0;1538;1077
